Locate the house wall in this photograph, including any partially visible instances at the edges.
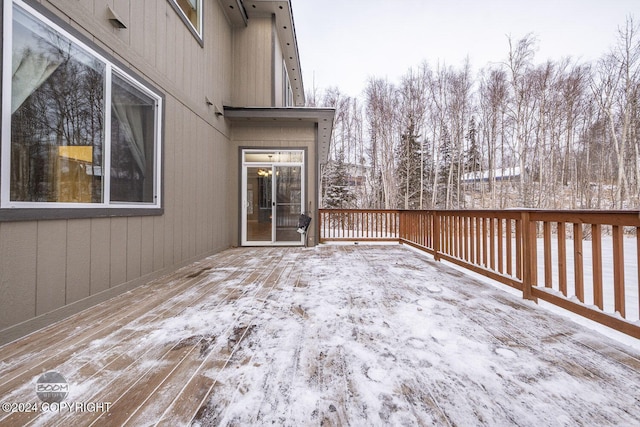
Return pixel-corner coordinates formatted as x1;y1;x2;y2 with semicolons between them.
229;122;319;246
229;14;293;108
231;16;273;107
274;33;285;107
0;0;238;344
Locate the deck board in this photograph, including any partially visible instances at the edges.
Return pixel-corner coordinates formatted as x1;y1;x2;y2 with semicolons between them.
0;245;639;426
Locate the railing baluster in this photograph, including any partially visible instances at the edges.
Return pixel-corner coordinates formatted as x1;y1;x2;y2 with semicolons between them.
573;223;584;303
529;217;537;287
434;212;441;261
462;215;469;262
516;218;522;280
457;215;462;258
489;217;496;270
451;215;455;257
472;215;476;263
612;225;626;318
443;214;448;254
475;216;481;265
522;211;535;299
506;219;512;276
543;221;552;288
385;210;388;237
482;217;488;267
457;215;462;259
497;218;504;274
558;222;567;296
451;215;456;257
592;224;603;310
443;215;448;255
446;214;451;255
431;212;435;249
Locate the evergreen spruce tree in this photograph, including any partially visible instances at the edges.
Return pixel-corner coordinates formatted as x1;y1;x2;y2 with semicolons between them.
322;149;355;208
396;118;423;209
438;125;454;207
464;116;482;189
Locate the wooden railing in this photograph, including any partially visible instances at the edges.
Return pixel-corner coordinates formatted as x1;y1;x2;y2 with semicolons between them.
319;209;400;241
319;208;640;339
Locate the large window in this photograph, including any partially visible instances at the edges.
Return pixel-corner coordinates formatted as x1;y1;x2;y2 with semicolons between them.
172;0;202;38
2;1;162;209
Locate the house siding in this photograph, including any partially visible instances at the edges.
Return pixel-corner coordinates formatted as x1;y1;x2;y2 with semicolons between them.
0;0;236;343
0;0;327;344
231;16;274;107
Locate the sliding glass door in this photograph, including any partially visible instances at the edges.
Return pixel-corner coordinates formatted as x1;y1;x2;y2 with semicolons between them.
242;150;304;246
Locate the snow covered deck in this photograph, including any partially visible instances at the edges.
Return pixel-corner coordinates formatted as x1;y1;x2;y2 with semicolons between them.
1;244;639;426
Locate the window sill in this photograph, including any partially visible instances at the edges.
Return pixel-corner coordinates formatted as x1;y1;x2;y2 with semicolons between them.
0;207;164;222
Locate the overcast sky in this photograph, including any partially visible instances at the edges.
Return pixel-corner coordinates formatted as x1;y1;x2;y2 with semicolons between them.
292;0;640;98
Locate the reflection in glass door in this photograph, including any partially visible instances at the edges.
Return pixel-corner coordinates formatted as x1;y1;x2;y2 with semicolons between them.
245;167;272;242
275;166;302;242
242;150;304;245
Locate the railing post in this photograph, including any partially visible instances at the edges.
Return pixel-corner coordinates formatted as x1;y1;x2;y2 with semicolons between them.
612;225;626;318
433;211;441;261
521;211;537;301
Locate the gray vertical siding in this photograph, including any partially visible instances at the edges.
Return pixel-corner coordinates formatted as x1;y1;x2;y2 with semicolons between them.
0;0;236;343
66;219;91;304
36;221;68;316
90;219;111;296
232;17;274;106
0;222;38;326
0;0;314;343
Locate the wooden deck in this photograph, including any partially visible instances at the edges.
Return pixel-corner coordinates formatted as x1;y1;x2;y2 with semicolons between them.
1;244;639;426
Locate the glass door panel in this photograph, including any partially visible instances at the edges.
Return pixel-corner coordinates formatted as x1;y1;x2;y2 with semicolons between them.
245;167;272;242
275;166;302;242
242;149;304;246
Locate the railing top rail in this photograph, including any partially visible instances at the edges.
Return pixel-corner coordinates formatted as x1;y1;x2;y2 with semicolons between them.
319;209;402;213
527;210;640;226
321;208;640;226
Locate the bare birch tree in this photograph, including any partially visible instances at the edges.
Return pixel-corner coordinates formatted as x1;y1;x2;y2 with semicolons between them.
365;78;399;209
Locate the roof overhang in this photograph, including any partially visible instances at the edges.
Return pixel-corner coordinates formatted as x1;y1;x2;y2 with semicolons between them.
224;107;335;164
219;0;305;106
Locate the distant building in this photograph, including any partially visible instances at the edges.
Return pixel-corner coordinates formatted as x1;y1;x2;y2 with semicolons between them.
346;164;369;187
461;167;521;183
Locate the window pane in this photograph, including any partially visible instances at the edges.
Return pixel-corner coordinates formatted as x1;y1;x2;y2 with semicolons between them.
174;0;201;33
244;151;304;163
110;73;156;203
10;6;105;203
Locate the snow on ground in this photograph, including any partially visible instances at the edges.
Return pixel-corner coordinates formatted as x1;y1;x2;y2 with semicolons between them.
186;245;639;425
4;244;638;426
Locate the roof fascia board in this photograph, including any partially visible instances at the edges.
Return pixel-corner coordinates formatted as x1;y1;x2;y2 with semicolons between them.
224;106;334;121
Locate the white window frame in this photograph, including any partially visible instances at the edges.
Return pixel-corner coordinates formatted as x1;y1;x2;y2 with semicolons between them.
241;149;306;246
171;0;203;39
1;0;163;210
